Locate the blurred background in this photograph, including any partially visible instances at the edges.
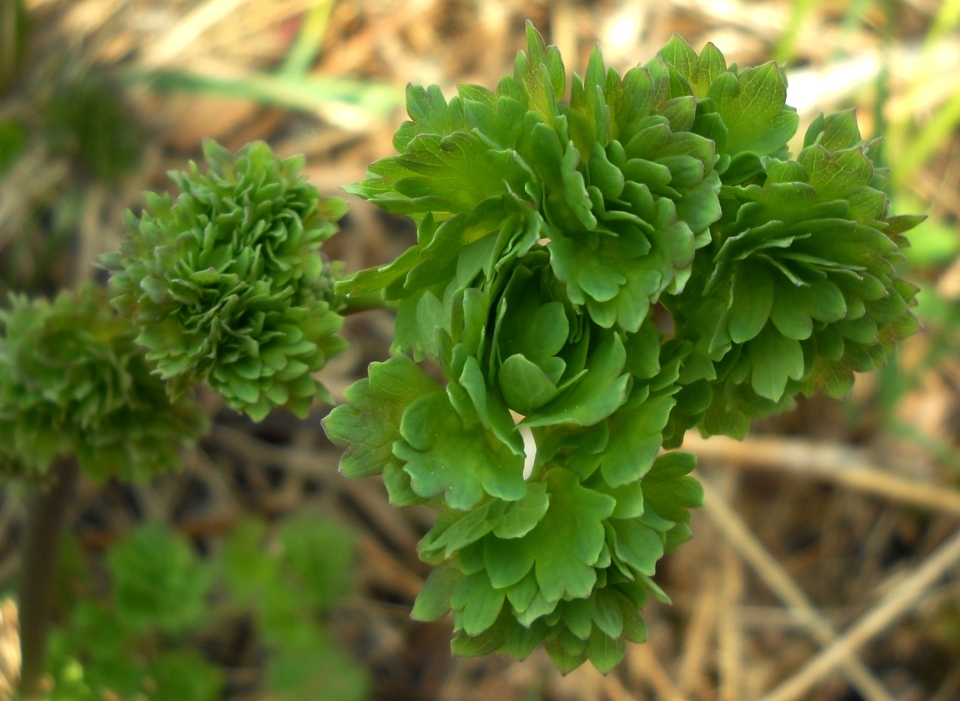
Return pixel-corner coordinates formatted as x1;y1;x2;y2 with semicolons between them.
1;0;960;700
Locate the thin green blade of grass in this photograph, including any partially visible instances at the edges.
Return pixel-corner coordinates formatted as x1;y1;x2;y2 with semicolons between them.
136;69;402;129
892;90;960;188
774;0;822;64
927;0;960;47
281;0;335;78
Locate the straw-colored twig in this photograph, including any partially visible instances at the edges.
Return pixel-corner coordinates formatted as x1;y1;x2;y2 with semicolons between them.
628;644;688;701
210;425;422;555
140;0;251;68
758;526;960;701
688;433;960;518
358;536;423;600
677;570;719;697
717;472;744;701
718;544;744;701
699;476;897;701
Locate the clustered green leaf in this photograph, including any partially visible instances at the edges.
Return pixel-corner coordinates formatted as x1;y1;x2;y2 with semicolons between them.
0;285;206;481
102;140;349;421
325;25;921;673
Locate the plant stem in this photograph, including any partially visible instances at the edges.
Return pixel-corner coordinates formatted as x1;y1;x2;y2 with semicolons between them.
0;0;18;92
339;291;389;316
18;457;79;700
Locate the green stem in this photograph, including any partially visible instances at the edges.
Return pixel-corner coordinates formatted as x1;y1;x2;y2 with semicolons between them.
339;291;389;316
18;457;79;700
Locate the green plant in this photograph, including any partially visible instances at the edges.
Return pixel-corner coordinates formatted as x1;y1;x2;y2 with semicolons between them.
0;285;206;482
0;286;206;698
45;523;222;701
221;512;367;701
107;24;921;674
41;514;366;701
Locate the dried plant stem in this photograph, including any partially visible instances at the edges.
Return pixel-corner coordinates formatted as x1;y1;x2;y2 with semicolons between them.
699;475;897;701
18;457;79;700
677;570;719;696
688;433;960;517
758;526;960;701
627;644;687;701
717;471;744;701
0;0;17;90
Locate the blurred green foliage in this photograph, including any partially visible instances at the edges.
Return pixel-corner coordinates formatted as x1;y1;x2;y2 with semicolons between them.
44;76;143;184
222;512;368;701
107;522;214;636
40;514;366;701
46;524;221;701
0;285;207;482
0;120;26;175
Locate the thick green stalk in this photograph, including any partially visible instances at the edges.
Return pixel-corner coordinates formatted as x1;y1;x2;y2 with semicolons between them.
18;457;79;700
339;291;389;316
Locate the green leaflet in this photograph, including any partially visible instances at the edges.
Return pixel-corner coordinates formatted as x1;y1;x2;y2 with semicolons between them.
521;331;630;428
674;109;920;431
659;35;799;169
482;468;615;600
418;482;550;561
323;355;440;505
338;23;721;335
599;393;676;487
395;392;526;509
639;452;703;523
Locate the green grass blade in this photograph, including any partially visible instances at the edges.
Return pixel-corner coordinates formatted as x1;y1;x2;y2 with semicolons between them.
281;1;335;78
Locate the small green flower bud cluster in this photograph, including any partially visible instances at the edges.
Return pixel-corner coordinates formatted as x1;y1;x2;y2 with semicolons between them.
0;285;205;481
102;141;349;421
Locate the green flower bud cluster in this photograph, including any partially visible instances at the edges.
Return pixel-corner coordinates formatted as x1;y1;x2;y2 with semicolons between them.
102;140;349;421
0;285;206;481
325;252;700;671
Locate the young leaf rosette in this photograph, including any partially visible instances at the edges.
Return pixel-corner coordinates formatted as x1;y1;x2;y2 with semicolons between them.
102;140;349;421
340;22;721;338
324;26;921;674
0;285;206;481
326;250;703;671
671;111;921;438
